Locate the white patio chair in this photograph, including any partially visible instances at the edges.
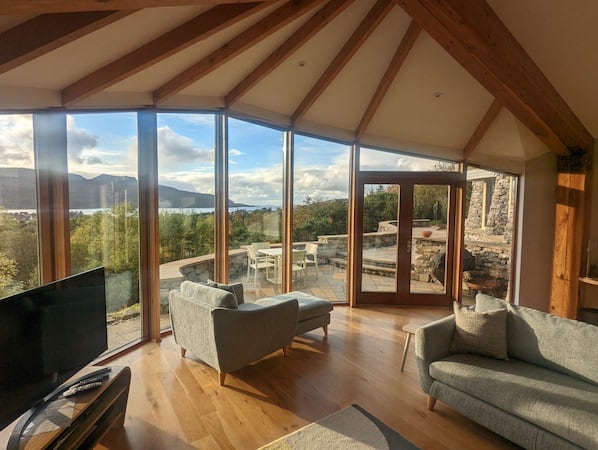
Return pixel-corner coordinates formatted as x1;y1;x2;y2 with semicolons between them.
304;242;319;279
291;250;307;285
247;246;275;286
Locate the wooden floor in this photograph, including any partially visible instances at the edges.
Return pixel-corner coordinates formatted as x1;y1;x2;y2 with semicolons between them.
99;306;519;450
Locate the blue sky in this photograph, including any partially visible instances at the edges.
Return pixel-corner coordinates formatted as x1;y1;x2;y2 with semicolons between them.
1;113;442;207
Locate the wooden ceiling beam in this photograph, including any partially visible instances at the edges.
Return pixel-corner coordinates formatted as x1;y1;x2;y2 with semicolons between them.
355;20;421;141
0;11;134;75
153;0;324;105
225;0;352;108
291;0;395;125
62;2;266;106
0;0;270;15
462;98;502;161
396;0;593;155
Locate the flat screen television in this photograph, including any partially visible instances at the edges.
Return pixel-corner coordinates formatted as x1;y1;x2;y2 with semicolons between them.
0;267;108;430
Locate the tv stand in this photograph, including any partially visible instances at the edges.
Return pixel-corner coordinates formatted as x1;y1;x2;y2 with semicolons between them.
2;366;130;450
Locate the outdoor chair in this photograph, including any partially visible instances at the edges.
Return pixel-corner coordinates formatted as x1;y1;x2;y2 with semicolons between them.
304;242;319;279
247;246;275;285
291;250;307;285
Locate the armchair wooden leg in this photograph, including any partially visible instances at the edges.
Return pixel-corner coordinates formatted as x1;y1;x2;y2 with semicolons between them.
323;324;328;336
427;394;437;411
180;347;186;358
218;372;226;386
282;346;288;357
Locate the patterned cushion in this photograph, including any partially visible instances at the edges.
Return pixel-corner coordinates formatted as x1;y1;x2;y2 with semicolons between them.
450;303;508;359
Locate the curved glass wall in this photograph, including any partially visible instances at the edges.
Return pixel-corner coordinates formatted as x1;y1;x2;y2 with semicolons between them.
67;112;140;352
293;134;350;302
227;118;283;300
156;112;216;329
0;114;40;298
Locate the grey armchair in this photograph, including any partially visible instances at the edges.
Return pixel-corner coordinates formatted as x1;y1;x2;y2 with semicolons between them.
169;281;298;385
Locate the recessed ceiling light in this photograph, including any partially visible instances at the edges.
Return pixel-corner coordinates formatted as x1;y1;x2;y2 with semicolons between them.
433;92;443;98
298;60;306;67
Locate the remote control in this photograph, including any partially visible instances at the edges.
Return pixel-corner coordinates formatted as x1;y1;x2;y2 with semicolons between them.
62;381;103;397
76;374;109;386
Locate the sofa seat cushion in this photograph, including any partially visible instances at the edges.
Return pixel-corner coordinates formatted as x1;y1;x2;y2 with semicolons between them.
256;291;332;322
430;354;598;449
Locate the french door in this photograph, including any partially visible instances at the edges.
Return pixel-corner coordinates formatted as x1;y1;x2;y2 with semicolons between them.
354;172;460;306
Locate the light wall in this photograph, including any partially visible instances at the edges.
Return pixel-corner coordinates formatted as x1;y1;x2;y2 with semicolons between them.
515;152;557;311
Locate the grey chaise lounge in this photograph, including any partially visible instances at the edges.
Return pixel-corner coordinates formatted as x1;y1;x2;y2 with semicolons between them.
416;294;598;449
169;281;298;386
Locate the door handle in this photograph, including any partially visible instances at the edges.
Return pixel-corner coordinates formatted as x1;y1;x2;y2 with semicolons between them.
406;240;411;253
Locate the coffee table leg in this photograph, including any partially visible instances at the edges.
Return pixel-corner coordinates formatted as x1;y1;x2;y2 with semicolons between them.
400;331;412;372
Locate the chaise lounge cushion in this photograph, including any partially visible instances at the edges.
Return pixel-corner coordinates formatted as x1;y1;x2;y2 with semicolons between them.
430;354;598;449
257;292;332;322
180;281;238;309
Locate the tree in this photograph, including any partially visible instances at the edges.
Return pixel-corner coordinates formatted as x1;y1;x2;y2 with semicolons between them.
0;212;38;287
363;186;397;232
413;185;448;224
0;251;23;297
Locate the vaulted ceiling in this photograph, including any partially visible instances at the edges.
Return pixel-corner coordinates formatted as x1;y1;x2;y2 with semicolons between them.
1;0;595;173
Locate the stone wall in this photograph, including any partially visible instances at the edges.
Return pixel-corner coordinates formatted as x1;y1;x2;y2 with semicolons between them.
487;174;514;238
412;238;445;282
465;180;484;229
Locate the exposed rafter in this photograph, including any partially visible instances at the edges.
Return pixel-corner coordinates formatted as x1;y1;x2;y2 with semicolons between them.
355;20;421;141
396;0;593;155
225;0;353;108
0;11;135;75
291;0;395;125
462;98;503;161
62;2;266;106
153;0;324;105
0;0;270;15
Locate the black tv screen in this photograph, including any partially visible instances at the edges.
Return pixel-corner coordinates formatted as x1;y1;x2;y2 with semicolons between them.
0;267;108;430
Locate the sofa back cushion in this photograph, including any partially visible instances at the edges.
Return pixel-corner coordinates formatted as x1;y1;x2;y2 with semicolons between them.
507;304;598;384
180;281;238;309
476;293;598;384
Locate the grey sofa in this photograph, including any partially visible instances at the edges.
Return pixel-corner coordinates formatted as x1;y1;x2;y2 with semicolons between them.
169;281;298;386
416;294;598;449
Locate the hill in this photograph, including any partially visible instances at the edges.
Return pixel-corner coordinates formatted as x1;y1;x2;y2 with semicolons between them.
0;168;250;209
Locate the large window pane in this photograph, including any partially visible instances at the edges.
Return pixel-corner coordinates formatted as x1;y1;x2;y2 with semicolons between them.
462;166;518;304
157;113;215;329
360;147;458;172
293;134;349;303
67;112;140;352
228;118;283;300
0;115;40;297
361;184;398;293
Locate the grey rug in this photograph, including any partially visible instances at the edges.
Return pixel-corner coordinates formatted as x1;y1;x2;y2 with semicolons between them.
259;404;419;449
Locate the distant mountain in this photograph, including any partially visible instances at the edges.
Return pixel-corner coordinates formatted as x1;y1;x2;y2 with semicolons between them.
0;168;250;209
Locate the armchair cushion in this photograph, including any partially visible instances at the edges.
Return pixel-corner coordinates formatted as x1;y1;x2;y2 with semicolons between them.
181;280;238;309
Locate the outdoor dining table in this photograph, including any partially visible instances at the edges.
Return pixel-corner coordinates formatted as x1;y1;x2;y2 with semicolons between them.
258;247;302;284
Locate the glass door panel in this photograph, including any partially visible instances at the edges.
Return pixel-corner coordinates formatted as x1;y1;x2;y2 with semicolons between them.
410;184;449;295
361;184;398;293
356;174;455;307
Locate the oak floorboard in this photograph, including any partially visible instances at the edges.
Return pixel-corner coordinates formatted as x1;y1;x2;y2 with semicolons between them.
100;306;519;449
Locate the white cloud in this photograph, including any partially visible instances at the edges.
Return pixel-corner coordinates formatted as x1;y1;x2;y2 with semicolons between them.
66;115;138;179
158;126;214;169
0;115;34;168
